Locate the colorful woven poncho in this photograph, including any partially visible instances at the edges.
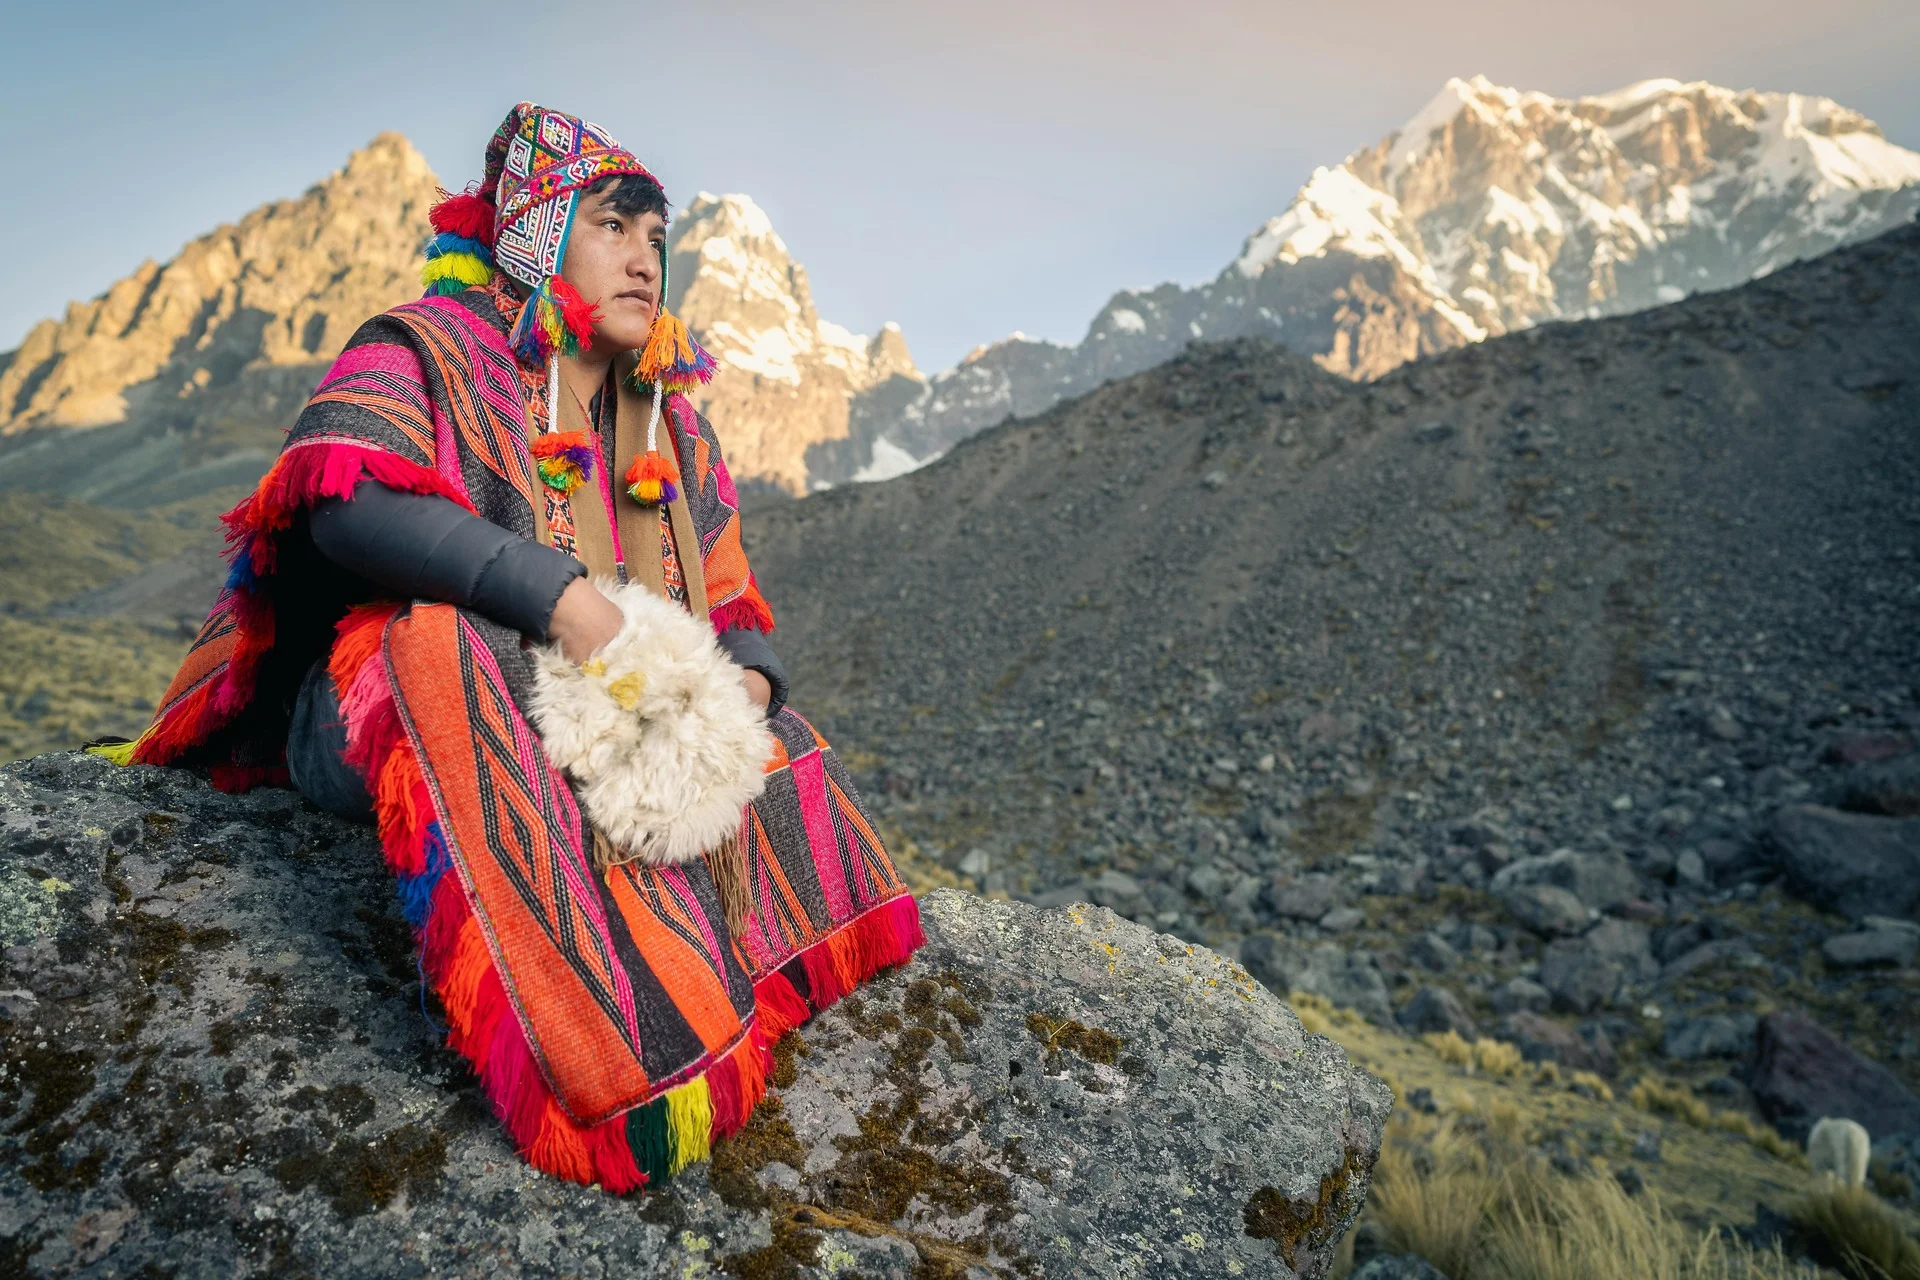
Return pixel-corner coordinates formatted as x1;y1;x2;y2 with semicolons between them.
107;106;923;1193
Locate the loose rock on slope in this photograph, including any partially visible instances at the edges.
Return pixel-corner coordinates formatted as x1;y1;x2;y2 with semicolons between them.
0;752;1388;1278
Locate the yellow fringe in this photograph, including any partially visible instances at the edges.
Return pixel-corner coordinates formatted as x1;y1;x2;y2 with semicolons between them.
664;1076;713;1173
86;740;140;766
420;253;493;289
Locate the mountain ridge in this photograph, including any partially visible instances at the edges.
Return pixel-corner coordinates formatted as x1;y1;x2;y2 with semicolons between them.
0;142;915;499
827;75;1920;488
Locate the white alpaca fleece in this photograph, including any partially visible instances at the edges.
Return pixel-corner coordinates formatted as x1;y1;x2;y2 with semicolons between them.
1807;1116;1870;1188
529;579;774;866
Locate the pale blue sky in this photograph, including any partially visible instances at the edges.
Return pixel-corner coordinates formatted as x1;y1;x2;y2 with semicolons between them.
9;0;1918;371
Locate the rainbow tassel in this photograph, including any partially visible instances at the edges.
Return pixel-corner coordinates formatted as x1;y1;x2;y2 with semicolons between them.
425;231;494;264
531;430;596;496
632;308;717;394
623;451;679;506
510;277;601;368
422;189;500;298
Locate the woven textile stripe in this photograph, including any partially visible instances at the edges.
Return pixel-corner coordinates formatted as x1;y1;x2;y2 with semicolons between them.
737;710;911;978
386;298;540;504
390;602;696;1122
309;343;436;460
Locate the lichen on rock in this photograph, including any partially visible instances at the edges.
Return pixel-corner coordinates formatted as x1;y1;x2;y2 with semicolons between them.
0;752;1387;1277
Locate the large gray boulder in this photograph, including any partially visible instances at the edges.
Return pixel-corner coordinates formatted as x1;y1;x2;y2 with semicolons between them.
1838;750;1920;817
1538;939;1624;1014
0;752;1389;1278
1769;805;1920;921
1490;849;1637;913
1239;937;1396;1026
1661;1013;1758;1062
1498;884;1592;938
1749;1009;1920;1143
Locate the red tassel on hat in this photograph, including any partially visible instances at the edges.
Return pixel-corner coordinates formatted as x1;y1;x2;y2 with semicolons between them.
549;278;599;348
430;187;498;247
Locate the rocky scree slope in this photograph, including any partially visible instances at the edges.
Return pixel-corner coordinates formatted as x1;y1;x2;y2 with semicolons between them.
745;221;1920;1139
0;751;1387;1279
848;77;1920;483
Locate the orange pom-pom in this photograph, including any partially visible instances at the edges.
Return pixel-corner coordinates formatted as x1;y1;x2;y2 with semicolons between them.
623;451;679;505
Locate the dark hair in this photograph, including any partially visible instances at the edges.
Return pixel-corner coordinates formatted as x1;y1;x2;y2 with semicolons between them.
586;172;668;221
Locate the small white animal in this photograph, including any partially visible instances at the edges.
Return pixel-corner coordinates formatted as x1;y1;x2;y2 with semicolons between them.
1807;1116;1870;1188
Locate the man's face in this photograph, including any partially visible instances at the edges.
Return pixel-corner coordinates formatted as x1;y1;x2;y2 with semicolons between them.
559;189;665;355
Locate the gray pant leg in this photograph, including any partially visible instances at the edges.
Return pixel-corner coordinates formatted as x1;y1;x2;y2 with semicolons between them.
285;660;375;824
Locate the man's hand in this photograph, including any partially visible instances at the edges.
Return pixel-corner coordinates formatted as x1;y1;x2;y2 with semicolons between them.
548;578;624;663
741;667;772;711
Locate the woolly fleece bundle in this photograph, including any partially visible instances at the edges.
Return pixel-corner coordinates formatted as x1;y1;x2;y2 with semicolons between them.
530;579;774;866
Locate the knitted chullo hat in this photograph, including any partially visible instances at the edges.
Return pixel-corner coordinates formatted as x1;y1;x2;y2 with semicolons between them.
421;102;716;416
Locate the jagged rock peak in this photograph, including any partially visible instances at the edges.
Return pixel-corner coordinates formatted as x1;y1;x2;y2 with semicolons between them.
667;192;923;494
671;191;919;386
0;135;441;435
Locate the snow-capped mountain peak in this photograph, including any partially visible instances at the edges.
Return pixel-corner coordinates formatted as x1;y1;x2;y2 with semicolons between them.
822;75;1919;490
666;192;922;493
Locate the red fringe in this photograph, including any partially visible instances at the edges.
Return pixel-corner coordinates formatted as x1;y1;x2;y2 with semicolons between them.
757;894;925;1032
585;1115;647;1194
708;577;776;635
136;447;464;770
227;443;473;575
134;680;224;767
751;970;811;1041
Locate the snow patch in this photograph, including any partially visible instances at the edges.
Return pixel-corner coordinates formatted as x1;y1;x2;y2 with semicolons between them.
1108;308;1146;334
1582;78;1689;113
853;437;929;483
1387;77;1482;179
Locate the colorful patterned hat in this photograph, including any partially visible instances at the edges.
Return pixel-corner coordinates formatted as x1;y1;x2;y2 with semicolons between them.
420;102;716;399
485;103;655;293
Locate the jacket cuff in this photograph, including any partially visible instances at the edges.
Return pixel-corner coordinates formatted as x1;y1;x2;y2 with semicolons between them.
716;626;789;719
472;538;587;641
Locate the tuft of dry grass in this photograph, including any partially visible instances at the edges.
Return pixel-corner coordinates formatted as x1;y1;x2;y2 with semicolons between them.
1787;1183;1920;1280
1630;1077;1803;1164
1472;1038;1526;1078
1569;1070;1616;1103
1424;1029;1475;1069
1480;1170;1818;1280
1413;1031;1530;1079
1365;1112;1511;1278
1350;1109;1823;1280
